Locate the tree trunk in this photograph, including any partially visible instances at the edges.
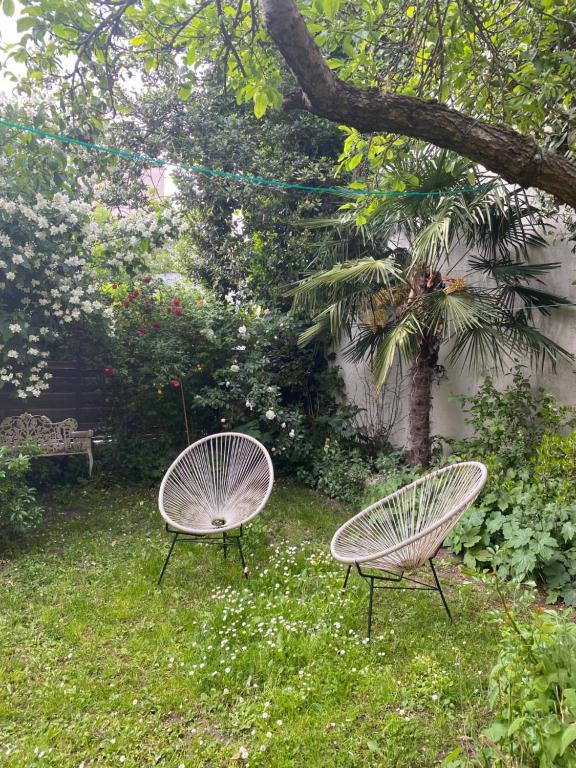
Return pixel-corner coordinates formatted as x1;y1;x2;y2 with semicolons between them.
408;352;434;468
261;0;576;211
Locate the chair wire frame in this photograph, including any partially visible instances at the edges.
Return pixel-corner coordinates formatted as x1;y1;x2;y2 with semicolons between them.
157;432;274;583
331;461;488;638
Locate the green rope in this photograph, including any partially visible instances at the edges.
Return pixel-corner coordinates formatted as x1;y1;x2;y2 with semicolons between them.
0;118;496;199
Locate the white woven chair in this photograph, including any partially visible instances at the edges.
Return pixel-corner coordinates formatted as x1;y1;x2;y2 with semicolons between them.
157;432;274;583
331;461;488;637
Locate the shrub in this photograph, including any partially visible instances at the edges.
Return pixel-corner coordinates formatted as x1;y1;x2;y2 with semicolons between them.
444;370;576;605
97;280;363;496
483;609;576;767
363;450;420;505
0;446;43;534
444;607;576;768
446;367;572;472
297;439;370;503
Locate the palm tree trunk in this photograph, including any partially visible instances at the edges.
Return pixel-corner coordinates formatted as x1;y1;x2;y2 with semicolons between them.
408;348;435;468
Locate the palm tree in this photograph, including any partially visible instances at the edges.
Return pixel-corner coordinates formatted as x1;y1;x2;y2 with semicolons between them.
289;149;572;467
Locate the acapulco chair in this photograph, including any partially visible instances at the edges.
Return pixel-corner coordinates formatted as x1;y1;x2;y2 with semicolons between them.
157;432;274;584
331;461;488;638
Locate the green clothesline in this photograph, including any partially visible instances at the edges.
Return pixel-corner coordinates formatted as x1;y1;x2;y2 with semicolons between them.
0;117;496;199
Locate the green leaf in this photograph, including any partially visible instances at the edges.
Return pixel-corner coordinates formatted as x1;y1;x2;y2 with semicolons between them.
560;724;576;756
347;152;363;170
3;0;15;16
484;721;508;743
253;90;268;119
322;0;341;20
17;17;37;32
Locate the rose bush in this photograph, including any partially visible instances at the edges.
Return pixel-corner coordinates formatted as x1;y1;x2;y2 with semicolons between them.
98;280;363;486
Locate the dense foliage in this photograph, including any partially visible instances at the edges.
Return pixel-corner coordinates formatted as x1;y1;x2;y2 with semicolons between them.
9;0;576;219
0;445;42;534
114;80;345;304
446;606;576;768
446;369;576;606
0;100;183;399
96;279;365;493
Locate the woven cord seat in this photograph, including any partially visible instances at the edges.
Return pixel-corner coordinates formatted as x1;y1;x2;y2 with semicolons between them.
157;432;274;583
331;461;488;637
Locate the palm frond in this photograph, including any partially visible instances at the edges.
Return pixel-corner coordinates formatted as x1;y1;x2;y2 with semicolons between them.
417;288;488;338
447;325;519;371
372;314;421;389
495;284;573;316
468;256;561;283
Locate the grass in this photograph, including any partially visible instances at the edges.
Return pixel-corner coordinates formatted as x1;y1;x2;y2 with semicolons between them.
0;478;527;767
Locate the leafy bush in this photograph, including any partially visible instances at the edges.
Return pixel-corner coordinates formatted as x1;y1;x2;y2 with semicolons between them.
445;607;576;768
97;435;180;484
97;280;363;496
0;446;43;534
363;450;420;505
533;431;576;503
464;609;576;767
297;439;370;503
444;370;576;605
446;368;572;472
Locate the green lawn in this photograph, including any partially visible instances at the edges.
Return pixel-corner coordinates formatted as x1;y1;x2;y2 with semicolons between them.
0;479;521;767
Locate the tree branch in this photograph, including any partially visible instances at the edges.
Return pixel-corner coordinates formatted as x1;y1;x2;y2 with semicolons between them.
261;0;576;210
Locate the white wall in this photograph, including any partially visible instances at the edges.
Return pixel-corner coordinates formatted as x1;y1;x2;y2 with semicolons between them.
335;233;576;447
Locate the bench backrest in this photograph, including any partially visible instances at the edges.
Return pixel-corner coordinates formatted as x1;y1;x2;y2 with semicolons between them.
0;413;78;452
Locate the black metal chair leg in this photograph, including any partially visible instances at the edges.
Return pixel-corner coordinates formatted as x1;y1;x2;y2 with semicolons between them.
342;564;352;590
429;559;453;622
158;533;179;585
237;537;248;579
223;532;228;560
367;576;375;639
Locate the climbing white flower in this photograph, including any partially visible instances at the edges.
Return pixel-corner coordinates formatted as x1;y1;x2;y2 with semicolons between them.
265;409;276;420
5;271;15;280
8;324;22;333
238;325;247;335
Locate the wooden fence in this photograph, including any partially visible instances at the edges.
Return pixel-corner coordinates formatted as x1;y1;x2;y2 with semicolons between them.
0;360;111;433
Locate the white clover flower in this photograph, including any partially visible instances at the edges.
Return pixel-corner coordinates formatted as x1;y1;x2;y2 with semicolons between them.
12;254;24;265
7;350;18;359
265;409;276;420
8;324;22;333
5;271;15;280
39;327;49;335
289;429;295;438
238;746;249;760
230;364;240;373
